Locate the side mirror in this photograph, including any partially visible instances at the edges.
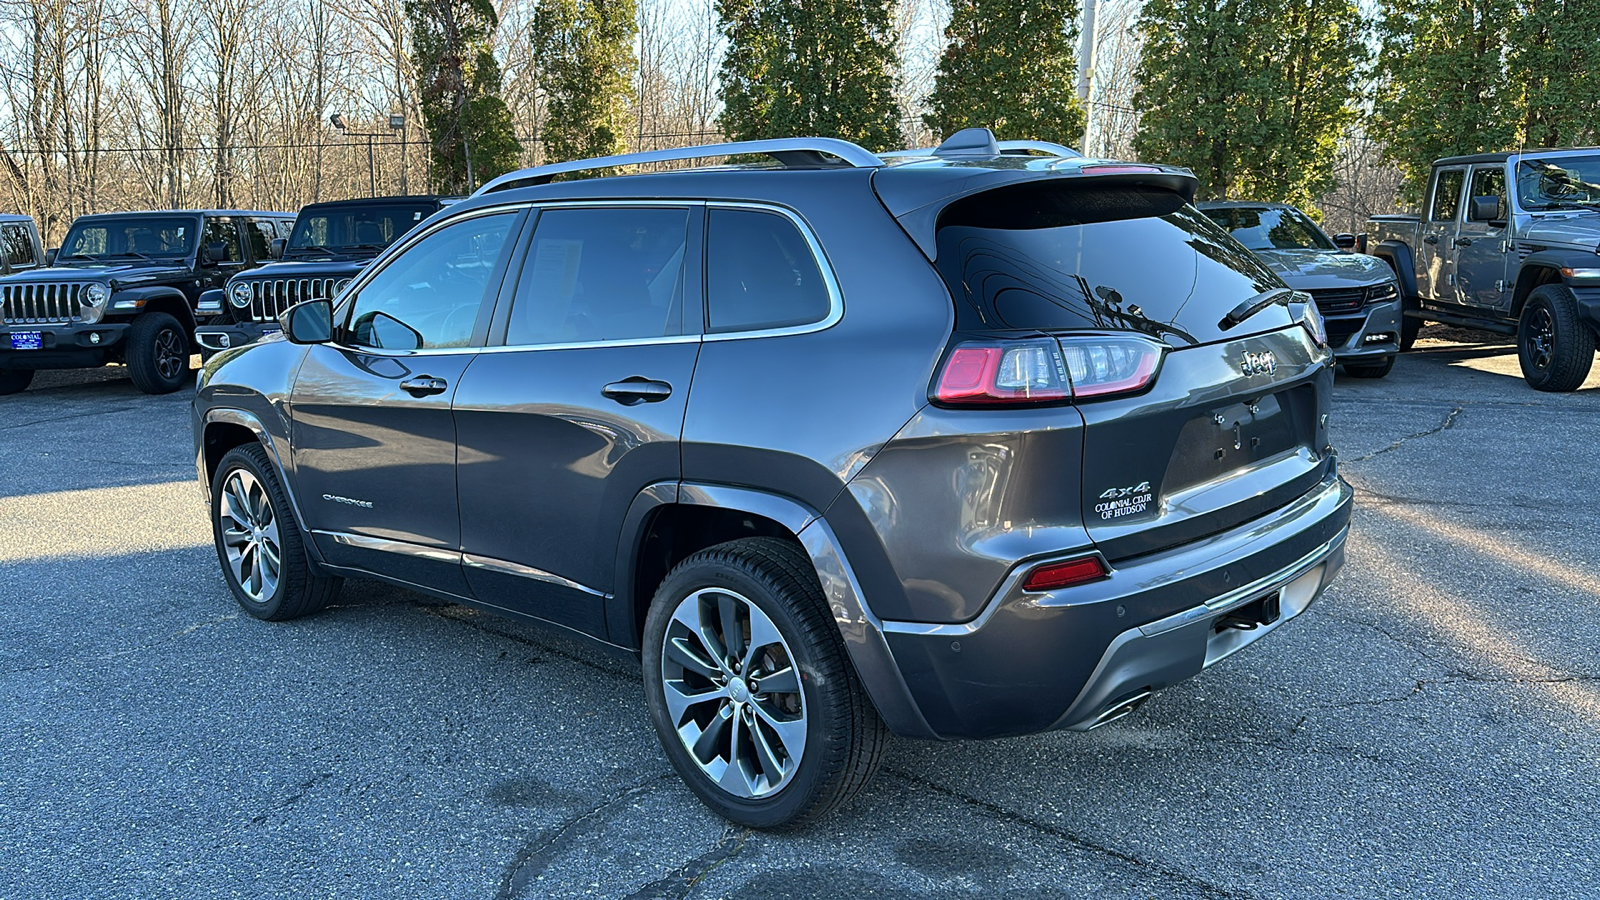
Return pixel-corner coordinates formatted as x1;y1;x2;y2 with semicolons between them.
1468;195;1503;223
1332;233;1358;251
283;298;334;344
202;241;229;264
270;237;287;259
357;311;423;351
44;247;56;266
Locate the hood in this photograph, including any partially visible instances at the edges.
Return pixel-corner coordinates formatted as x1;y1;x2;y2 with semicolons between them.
0;263;192;287
1250;249;1394;290
237;258;377;280
1522;213;1600;254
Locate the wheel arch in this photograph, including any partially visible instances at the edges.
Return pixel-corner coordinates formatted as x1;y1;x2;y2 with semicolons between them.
118;286;196;335
613;481;938;739
1512;252;1593;318
200;408;312;539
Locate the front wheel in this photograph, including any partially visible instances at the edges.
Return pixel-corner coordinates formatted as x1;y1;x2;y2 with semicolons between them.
1399;314;1422;351
1519;285;1597;392
127;312;191;394
0;367;33;394
211;444;341;620
641;537;888;829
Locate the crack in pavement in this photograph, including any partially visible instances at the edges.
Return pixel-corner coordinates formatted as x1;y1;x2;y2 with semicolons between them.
884;768;1257;899
496;774;675;900
625;825;751;899
1344;405;1464;463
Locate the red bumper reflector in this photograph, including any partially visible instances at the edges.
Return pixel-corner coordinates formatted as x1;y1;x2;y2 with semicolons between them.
1022;556;1109;592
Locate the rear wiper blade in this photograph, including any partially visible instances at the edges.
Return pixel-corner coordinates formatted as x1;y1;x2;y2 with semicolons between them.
1218;287;1294;331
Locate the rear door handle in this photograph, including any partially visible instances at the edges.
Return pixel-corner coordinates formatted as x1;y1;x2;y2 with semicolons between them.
1454;237;1473;247
602;378;673;405
400;376;448;397
1422;234;1440;245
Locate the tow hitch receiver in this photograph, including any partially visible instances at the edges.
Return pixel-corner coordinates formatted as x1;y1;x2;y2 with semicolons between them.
1216;592;1282;632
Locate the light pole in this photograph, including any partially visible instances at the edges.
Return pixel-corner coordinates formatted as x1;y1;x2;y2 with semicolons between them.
390;114;407;194
329;112;397;198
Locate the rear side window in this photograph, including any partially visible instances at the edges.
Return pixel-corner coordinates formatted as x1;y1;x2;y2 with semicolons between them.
2;224;35;269
1431;170;1465;222
506;206;689;346
705;208;831;334
934;183;1282;344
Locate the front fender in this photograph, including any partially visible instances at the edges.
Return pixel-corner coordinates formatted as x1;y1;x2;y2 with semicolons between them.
1515;250;1600;316
113;285;195;330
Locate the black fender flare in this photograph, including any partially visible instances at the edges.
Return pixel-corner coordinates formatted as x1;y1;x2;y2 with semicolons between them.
115;285;196;332
611;480;939;740
1369;240;1418;299
1514;250;1599;317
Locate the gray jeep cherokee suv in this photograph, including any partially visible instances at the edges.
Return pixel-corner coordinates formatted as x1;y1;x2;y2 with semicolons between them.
192;129;1353;828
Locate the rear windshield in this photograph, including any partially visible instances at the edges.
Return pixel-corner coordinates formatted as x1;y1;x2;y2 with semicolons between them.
290;205;436;251
934;183;1286;345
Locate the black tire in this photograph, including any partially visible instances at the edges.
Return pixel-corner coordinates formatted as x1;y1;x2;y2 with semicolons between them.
1342;356;1395;379
1399;313;1422;351
1518;284;1597;392
127;312;191;394
210;443;342;620
0;367;33;394
641;537;888;829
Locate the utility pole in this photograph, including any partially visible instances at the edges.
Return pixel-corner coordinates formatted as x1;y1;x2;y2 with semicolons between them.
1077;0;1100;153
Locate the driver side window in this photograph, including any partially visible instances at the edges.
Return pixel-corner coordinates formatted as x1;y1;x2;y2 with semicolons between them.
344;212;517;350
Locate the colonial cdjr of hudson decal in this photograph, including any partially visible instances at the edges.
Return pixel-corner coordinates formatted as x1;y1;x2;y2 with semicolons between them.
1096;481;1153;520
323;493;374;509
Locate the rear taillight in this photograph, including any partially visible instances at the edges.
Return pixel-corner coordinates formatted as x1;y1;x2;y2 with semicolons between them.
1022;555;1109;592
933;335;1163;405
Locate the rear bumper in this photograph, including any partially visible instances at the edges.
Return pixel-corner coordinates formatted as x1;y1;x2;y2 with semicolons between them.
0;322;129;369
875;472;1352;739
1326;296;1402;362
195;321;278;353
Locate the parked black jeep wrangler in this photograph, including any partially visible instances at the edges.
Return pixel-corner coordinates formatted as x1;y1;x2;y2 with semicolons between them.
194;196;451;358
0;210;293;394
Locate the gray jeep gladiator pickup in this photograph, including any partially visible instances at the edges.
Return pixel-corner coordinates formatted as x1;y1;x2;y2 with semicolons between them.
1366;149;1600;391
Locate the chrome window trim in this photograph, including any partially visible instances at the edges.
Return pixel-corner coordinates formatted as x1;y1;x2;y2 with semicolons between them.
323;202;533;358
702;201;844;342
463;553;610;598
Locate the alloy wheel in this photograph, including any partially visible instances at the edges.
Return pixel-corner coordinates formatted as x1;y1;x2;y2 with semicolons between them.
219;468;282;602
1527;306;1556;371
660;588;807;799
154;327;185;381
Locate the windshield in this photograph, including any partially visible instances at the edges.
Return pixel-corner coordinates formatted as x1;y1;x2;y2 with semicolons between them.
1199;206;1335;251
1517;155;1600;211
59;216;196;260
289;205;435;252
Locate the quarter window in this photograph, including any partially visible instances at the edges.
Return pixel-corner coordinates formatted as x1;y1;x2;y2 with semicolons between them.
1430;170;1465;222
2;224;35;269
705;208;831;334
345;212;516;351
505;206;690;346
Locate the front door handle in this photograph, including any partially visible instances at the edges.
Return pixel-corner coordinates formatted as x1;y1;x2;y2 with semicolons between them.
1454;237;1474;247
602;378;673;405
400;376;448;397
1422;234;1440;245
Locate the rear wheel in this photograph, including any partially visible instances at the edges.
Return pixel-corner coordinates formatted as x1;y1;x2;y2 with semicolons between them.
641;537;888;829
127;312;191;394
0;367;33;394
1518;285;1596;392
1343;356;1395;379
211;444;341;620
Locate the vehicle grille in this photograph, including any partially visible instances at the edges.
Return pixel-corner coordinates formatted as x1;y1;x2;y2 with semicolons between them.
241;277;341;323
1308;284;1395;316
1;282;88;324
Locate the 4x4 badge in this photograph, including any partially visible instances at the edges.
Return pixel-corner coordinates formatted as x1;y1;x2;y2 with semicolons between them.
1240;351;1278;377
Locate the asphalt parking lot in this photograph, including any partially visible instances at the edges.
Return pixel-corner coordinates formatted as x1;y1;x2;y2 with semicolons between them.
3;327;1599;899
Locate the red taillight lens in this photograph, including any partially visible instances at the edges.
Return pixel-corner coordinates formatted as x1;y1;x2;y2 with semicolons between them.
1022;556;1109;592
934;339;1071;404
934;336;1162;405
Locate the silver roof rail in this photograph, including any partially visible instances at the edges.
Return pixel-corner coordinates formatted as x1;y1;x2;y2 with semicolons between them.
473;137;884;195
997;140;1083;158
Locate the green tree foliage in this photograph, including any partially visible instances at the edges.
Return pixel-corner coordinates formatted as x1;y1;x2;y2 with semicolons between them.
531;0;637;163
717;0;902;151
407;0;523;192
923;0;1086;145
1134;0;1367;208
1508;0;1600;150
1371;0;1518;201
